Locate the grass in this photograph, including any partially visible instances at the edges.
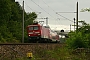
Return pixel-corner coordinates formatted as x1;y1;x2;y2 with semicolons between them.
30;46;90;60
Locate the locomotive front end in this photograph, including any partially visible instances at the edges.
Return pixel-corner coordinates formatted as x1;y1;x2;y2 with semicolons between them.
27;24;41;42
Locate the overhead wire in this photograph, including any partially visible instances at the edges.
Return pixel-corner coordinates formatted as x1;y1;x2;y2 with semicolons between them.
41;0;74;26
41;0;66;31
56;13;74;22
42;0;58;24
24;1;41;22
41;0;74;23
30;0;54;18
41;0;63;25
42;0;56;13
25;2;34;12
30;0;61;26
18;0;74;23
25;0;74;29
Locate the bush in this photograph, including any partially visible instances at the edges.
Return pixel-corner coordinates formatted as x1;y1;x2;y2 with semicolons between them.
66;32;88;49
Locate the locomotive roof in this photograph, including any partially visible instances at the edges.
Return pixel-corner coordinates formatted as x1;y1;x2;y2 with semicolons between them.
28;24;41;27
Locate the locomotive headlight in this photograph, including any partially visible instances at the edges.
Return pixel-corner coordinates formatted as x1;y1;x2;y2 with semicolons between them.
29;32;33;34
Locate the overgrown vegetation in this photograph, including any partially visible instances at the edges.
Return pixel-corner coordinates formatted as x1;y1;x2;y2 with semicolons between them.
66;21;90;49
18;46;90;60
0;0;37;43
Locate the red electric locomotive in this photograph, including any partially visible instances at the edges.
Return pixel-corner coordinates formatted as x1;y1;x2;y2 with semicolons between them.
26;21;60;43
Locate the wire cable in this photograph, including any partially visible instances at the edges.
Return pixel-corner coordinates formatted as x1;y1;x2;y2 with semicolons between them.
56;13;74;22
41;0;73;23
41;0;64;25
30;0;54;18
25;2;34;12
42;0;56;13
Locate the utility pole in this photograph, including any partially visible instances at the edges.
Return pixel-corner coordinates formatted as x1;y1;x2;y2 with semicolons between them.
76;2;78;32
70;24;71;32
22;0;24;43
74;18;75;31
46;17;48;26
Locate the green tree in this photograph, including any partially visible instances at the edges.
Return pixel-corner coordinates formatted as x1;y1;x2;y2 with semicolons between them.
25;12;37;27
66;21;90;49
81;8;90;12
0;0;37;43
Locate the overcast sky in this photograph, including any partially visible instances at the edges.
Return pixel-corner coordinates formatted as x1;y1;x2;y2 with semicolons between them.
15;0;90;31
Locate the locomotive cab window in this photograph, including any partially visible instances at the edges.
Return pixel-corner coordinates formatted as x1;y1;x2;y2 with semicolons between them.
33;26;39;30
29;27;33;30
29;26;39;30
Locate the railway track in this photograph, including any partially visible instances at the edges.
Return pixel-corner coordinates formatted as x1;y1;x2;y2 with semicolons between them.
0;43;64;45
0;43;65;60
